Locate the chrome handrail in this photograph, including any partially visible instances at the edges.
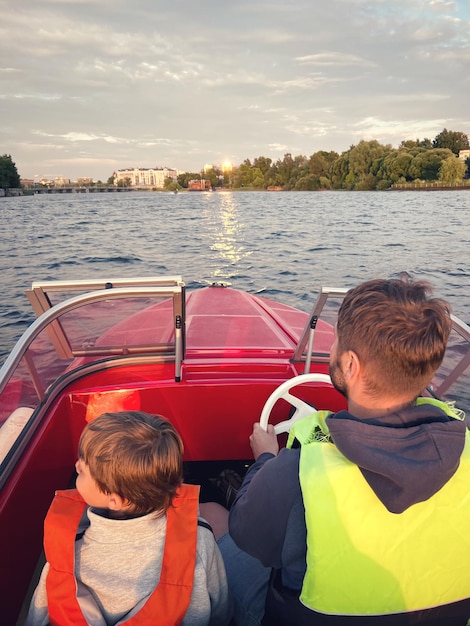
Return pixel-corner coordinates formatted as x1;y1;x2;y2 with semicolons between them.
0;284;185;396
293;287;347;365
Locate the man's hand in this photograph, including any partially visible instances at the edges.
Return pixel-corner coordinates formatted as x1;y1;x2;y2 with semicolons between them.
249;422;279;460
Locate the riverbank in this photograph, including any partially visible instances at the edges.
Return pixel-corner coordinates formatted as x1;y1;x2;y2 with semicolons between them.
2;183;470;197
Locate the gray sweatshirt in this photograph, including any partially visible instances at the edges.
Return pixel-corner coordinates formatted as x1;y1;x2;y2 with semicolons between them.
25;507;231;626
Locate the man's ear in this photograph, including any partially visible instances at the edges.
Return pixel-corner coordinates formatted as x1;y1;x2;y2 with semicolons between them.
344;350;360;380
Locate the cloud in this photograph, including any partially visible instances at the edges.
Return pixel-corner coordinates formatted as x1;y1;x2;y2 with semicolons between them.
429;0;457;12
295;52;376;68
352;116;448;139
33;130;128;143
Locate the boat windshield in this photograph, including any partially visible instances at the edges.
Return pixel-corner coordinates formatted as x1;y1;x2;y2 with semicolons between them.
0;277;185;469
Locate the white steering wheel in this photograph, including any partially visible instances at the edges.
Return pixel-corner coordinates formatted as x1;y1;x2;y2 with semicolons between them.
260;373;333;435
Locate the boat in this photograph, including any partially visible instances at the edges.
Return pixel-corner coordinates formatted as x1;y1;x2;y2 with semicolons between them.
1;276;469;624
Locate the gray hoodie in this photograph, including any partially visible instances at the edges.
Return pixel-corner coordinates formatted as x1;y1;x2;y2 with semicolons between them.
25;508;231;626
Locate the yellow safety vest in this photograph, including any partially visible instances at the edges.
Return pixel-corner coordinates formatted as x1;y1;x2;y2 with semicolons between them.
287;400;470;615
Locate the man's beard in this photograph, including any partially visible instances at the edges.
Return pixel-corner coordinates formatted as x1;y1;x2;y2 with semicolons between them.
329;358;348;399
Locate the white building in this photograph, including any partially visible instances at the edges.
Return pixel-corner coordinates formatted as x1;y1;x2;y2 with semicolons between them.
114;167;178;188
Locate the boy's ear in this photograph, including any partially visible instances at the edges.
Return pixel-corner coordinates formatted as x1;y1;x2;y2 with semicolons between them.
107;492;129;511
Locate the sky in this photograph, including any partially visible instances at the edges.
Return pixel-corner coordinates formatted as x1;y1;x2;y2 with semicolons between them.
1;0;469;182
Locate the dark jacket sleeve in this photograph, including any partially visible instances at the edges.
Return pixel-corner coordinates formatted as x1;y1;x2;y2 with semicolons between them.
228;447;302;569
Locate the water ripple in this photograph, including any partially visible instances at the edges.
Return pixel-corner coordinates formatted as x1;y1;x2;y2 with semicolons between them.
1;190;469;360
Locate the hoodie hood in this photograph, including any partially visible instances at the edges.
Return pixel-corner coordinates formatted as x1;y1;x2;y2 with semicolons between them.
326;403;466;513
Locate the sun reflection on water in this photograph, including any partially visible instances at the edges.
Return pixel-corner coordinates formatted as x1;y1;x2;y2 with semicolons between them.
206;193;252;282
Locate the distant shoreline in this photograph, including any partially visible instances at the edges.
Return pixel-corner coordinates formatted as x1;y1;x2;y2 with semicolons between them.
2;184;470;198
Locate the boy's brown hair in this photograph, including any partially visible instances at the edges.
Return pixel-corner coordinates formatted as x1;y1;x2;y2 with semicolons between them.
337;278;452;399
78;411;183;515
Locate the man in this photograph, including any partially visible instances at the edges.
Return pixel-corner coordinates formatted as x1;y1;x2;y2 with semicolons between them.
227;278;470;625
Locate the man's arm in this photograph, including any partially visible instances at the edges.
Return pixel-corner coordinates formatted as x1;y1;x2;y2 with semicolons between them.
229;442;302;569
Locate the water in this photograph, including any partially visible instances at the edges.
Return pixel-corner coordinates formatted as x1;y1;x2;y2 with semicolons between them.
1;190;469;362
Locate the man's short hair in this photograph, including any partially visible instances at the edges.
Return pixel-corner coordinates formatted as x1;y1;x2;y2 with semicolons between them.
336;278;452;398
78;411;183;515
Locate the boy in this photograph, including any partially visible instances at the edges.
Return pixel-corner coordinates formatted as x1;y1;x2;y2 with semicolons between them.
25;411;231;625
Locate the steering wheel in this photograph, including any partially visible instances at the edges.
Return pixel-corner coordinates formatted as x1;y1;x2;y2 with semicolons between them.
259;373;333;435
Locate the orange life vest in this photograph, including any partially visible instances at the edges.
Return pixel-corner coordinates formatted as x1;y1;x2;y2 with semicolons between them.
44;484;200;626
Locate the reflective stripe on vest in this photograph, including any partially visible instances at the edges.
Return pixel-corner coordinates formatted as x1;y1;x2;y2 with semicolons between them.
44;484;200;626
287;399;470;615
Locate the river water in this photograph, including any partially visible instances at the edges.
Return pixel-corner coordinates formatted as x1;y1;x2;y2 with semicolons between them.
1;189;469;362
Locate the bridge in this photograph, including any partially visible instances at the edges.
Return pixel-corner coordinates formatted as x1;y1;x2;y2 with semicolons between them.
32;186;138;194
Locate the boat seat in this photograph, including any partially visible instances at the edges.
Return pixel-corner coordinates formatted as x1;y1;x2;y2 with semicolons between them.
0;407;34;464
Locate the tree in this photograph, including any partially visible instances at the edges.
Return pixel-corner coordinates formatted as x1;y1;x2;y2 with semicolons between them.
204;167;222;189
252;156;272;175
377;150;414;184
294;174;321;190
0;154;21;190
232;160;254;188
433;129;470;156
275;153;296;189
338;140;392;190
438;156;467;185
399;138;432;150
177;172;201;188
308;150;338;181
408;148;454;181
330;150;351;189
250;168;265;189
164;177;180;191
263;162;283;189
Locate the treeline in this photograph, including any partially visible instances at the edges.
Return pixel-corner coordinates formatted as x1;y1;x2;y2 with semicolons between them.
2;128;469;193
177;128;470;191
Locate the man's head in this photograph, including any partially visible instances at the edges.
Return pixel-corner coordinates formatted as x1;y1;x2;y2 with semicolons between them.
77;411;183;515
330;278;451;403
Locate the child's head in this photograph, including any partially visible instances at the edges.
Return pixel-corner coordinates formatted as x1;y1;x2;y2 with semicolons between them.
77;411;183;515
